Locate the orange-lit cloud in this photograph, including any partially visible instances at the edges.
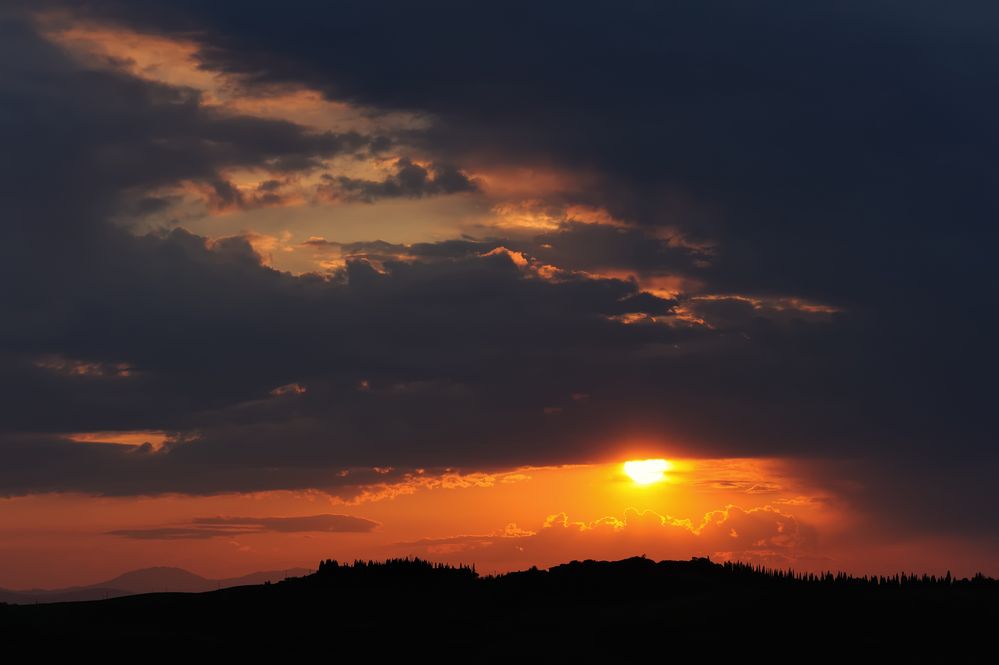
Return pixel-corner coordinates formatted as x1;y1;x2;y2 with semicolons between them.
471;166;592;200
39;17;427;135
393;503;816;570
480;200;631;235
68;431;170;449
35;16;476;245
331;466;545;505
673;293;842;330
34;355;134;378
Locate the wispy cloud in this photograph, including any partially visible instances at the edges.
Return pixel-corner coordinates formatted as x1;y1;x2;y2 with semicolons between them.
107;514;379;539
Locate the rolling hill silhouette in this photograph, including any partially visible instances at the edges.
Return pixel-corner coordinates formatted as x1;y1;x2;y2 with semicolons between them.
0;566;309;603
1;556;995;655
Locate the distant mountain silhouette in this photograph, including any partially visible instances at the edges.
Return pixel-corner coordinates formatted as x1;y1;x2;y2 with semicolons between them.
1;556;995;655
0;566;309;603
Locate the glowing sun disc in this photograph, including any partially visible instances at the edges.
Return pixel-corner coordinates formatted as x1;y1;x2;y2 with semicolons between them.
624;459;670;485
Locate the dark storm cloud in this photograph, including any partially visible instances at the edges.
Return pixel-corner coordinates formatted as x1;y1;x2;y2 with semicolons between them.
0;229;684;447
518;222;711;277
0;4;997;544
304;223;710;279
203;176;291;211
325;158;479;202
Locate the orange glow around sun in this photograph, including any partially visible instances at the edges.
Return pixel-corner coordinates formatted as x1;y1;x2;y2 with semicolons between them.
3;455;984;588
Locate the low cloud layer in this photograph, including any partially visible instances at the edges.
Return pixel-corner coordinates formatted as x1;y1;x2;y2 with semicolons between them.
107;514;379;539
394;505;817;570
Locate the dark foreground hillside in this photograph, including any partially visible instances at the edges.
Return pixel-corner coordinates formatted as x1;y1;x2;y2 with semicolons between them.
2;556;995;657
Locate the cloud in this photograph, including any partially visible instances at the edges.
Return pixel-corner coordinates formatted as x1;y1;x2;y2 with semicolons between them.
107;514;379;539
0;12;379;247
393;505;816;569
0;4;996;551
324;158;479;202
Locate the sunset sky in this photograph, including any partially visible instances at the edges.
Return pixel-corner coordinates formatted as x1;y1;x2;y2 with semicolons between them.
1;2;996;589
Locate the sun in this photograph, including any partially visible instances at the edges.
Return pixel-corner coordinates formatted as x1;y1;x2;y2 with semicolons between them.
623;459;670;485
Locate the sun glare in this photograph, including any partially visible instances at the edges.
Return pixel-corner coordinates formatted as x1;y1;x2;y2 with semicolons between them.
623;459;670;485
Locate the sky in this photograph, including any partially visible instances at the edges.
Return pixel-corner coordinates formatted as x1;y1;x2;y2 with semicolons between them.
1;1;996;588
